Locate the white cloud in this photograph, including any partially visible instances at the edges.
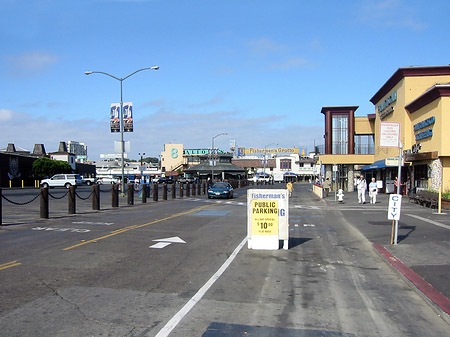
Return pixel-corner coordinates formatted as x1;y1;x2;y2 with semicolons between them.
247;37;287;55
3;50;59;77
0;103;323;160
357;0;427;31
0;109;14;122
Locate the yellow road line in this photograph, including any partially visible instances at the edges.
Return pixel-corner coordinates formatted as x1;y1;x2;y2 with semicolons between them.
63;205;210;251
0;260;22;271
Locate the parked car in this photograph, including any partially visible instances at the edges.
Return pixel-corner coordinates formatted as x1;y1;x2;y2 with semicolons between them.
97;177;120;184
158;177;175;184
207;182;234;199
40;174;83;189
81;176;97;186
178;176;195;184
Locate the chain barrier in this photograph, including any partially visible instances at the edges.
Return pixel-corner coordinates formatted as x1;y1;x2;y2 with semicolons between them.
1;192;41;205
48;190;69;199
99;186;114;193
75;190;93;200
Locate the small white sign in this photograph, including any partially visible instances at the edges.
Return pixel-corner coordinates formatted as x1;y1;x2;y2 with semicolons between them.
388;194;402;220
380;122;400;147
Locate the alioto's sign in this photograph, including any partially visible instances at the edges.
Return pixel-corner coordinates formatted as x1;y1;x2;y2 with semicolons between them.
247;189;289;250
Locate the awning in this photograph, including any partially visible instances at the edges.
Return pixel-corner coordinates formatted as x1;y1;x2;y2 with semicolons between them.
284;172;298;176
361;159;388;170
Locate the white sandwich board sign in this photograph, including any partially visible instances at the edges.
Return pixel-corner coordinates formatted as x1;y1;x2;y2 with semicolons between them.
247;189;289;250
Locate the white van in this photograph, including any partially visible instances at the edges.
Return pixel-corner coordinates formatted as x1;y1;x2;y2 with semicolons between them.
40;174;83;188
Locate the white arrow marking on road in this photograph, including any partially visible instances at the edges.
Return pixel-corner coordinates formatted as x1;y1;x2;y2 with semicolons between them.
152;236;186;244
150;242;172;249
149;236;186;249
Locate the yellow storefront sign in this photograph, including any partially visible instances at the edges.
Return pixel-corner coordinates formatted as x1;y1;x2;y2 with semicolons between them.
251;200;279;235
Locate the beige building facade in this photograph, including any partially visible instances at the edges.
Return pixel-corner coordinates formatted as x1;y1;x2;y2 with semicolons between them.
319;65;450;193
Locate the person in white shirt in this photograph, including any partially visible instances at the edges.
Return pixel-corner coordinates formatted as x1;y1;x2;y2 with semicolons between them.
356;176;367;204
368;177;378;204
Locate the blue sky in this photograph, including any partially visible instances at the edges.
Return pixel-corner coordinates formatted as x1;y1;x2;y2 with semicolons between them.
1;0;449;160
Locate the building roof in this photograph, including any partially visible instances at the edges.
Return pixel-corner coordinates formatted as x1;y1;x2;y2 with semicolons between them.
184;162;246;174
370;65;450;104
232;158;276;169
405;84;450;113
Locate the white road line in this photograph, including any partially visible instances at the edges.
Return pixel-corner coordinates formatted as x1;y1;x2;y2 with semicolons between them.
406;214;450;230
154;236;248;337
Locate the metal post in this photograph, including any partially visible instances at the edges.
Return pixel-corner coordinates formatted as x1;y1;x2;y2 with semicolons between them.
172;184;176;199
0;188;2;226
153;183;158;201
40;188;49;219
127;183;134;205
92;184;100;210
142;184;147;203
112;184;119;208
393;142;403;245
179;183;183;198
68;186;76;214
163;183;167;200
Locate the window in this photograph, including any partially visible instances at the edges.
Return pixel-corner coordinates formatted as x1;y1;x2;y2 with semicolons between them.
354;135;375;154
280;159;291;170
332;114;348;154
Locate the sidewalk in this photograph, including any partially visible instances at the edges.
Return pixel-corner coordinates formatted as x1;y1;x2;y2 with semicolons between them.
322;189;450;321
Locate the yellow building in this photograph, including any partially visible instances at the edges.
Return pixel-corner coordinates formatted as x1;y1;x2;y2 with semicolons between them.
319;65;450;193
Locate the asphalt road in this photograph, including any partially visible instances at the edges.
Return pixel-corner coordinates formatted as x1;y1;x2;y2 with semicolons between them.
0;184;449;336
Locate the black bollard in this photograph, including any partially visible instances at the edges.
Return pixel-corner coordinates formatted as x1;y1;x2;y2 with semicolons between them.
179;183;184;198
0;188;2;226
68;185;76;214
192;183;196;196
197;183;201;195
163;183;168;200
172;184;176;198
186;183;190;197
153;183;158;201
127;183;134;205
203;182;206;194
112;184;119;208
40;187;49;219
142;184;147;204
92;184;100;210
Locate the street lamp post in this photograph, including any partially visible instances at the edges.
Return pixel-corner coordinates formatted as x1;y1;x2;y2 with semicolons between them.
211;133;227;182
85;66;159;196
139;152;146;183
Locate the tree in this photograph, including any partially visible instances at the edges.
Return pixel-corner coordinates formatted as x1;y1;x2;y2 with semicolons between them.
32;157;73;178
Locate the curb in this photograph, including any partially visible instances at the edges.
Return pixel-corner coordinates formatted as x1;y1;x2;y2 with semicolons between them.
373;244;450;324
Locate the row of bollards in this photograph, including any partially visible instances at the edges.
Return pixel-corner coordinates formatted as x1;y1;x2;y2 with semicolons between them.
1;181;223;225
37;182;207;219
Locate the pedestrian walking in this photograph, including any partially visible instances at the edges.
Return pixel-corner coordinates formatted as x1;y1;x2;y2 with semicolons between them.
356;176;367;204
286;181;294;197
323;178;331;197
369;177;378;204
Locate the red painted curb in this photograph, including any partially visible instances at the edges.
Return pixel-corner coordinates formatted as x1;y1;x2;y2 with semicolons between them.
373;244;450;316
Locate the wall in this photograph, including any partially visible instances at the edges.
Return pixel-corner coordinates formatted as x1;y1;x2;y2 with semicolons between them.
161;143;184;173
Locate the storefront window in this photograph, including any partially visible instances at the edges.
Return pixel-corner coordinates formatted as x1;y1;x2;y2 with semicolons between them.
354;135;375;154
332;115;348;154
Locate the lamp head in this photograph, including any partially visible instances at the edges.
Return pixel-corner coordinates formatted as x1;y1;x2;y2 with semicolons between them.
151;66;159;70
84;71;93;75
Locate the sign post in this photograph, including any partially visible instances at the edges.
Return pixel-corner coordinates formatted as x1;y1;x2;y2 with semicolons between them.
380;122;403;245
247;189;289;250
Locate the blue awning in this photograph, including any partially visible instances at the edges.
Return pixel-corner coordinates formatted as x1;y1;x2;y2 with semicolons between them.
284;172;297;176
361;159;388;170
